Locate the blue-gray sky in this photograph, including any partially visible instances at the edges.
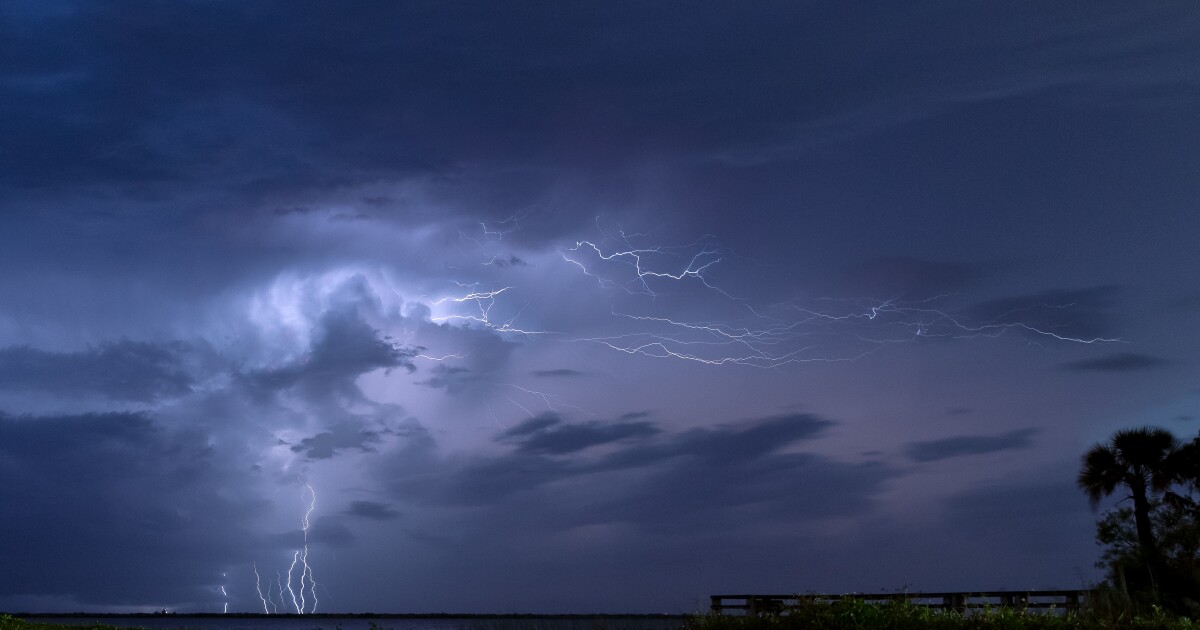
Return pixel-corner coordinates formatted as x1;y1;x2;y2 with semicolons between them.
2;0;1199;614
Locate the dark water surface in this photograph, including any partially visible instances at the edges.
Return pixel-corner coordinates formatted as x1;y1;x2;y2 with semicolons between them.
20;615;688;630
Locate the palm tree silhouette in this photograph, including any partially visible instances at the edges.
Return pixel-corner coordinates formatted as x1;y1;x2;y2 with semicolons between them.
1165;434;1200;512
1172;434;1200;484
1077;426;1179;557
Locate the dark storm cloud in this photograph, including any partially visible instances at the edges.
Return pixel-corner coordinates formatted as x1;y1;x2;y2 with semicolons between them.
389;413;858;524
417;365;475;393
568;414;884;529
1;1;718;192
0;340;193;401
0;410;260;605
963;286;1119;341
1060;352;1172;372
497;414;563;439
0;2;326;191
343;501;400;521
304;306;414;377
697;414;829;453
290;422;385;460
498;413;660;455
576;414;829;473
487;255;528;268
530;368;584;378
7;2;1183;222
248;303;415;396
413;452;572;507
0;0;1192;311
381;411;892;571
906;428;1039;463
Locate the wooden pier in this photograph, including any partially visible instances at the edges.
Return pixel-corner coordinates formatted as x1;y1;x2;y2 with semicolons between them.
711;590;1092;615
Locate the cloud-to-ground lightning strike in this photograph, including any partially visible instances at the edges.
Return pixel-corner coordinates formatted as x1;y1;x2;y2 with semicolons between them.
255;483;321;614
286;551;301;613
254;563;269;614
300;483;319;613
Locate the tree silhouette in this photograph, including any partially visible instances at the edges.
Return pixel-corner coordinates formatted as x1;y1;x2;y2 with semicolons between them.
1168;435;1200;498
1078;427;1179;558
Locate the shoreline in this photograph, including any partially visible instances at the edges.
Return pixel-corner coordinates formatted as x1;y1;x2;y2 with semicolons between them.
7;612;696;614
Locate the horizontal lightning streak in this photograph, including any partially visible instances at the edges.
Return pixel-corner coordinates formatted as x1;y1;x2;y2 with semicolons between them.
554;235;1122;368
431;284;554;336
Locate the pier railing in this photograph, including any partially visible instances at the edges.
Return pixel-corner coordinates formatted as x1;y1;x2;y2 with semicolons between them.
710;590;1092;615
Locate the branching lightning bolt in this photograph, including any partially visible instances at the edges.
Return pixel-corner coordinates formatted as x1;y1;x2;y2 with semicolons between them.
253;482;322;614
254;563;269;614
286;550;301;613
554;229;1122;368
300;483;319;613
419;219;1123;425
431;284;552;336
561;239;726;297
507;384;593;417
415;351;468;362
274;571;284;613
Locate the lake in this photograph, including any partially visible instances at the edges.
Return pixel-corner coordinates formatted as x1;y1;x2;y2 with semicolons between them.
18;615;689;630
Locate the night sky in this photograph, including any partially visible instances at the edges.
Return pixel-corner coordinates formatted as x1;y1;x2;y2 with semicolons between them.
2;1;1200;615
